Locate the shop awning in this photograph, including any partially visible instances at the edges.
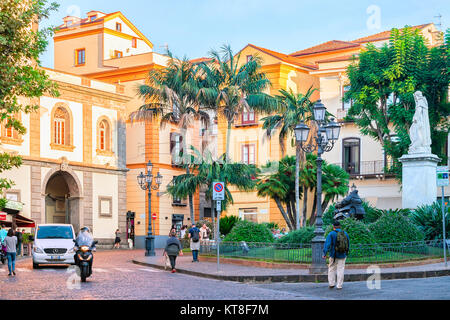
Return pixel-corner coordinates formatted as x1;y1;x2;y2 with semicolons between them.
0;213;35;228
14;214;36;228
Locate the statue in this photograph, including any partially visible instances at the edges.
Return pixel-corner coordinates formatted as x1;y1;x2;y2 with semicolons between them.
408;91;432;154
333;185;365;221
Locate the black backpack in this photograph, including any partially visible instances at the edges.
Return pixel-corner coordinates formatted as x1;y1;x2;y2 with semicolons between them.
191;229;200;242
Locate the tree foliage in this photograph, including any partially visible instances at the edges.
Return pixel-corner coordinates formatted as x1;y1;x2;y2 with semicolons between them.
256;155;349;230
197;45;276;159
166;147;258;215
0;0;58;203
409;202;450;240
345;26;450;179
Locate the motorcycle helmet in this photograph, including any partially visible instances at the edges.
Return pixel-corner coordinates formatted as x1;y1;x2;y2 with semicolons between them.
81;226;90;233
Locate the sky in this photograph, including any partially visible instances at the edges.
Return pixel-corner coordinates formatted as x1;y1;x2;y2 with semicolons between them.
39;0;450;68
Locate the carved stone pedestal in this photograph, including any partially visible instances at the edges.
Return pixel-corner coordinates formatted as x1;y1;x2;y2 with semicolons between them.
399;153;440;209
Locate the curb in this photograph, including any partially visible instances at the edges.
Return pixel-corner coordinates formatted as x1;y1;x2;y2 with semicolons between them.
132;259;450;283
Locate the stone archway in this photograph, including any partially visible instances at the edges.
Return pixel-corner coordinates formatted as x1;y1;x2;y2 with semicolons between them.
42;165;83;232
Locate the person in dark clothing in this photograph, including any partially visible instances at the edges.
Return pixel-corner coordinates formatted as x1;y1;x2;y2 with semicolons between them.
164;230;183;273
15;228;23;257
322;221;350;290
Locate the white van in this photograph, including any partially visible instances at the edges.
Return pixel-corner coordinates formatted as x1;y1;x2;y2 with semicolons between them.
32;224;76;269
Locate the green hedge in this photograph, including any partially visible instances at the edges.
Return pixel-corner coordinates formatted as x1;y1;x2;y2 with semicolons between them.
223;220;274;243
277;226;315;244
369;211;425;243
325;218;376;245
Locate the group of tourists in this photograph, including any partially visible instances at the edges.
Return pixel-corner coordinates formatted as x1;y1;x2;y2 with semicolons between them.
163;223;211;273
0;225;27;277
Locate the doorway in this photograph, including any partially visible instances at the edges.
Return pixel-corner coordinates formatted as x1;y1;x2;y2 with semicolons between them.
44;171;81;232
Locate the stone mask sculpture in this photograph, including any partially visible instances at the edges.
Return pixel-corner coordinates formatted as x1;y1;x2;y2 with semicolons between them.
408;91;432;154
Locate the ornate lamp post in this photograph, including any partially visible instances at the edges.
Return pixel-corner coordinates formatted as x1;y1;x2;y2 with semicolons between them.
294;100;341;274
137;160;163;256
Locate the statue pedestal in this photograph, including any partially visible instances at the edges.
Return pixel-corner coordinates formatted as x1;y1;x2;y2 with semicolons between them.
399;153;440;209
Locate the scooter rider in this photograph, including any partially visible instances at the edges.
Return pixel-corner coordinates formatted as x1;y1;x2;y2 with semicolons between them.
74;227;96;274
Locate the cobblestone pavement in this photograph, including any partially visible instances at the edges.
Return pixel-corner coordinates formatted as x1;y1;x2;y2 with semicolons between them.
1;250;450;300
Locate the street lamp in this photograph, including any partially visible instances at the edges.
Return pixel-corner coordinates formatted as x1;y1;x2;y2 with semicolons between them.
137;160;163;256
294;100;341;274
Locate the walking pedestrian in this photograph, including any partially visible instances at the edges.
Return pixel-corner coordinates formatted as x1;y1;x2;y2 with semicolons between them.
188;223;201;262
0;224;7;244
164;230;183;273
322;221;350;290
5;229;17;276
200;223;211;252
114;229;121;249
15;228;23;257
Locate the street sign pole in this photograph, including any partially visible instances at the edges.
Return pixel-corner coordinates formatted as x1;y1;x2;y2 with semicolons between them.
212;182;225;273
217;200;221;272
442;186;447;267
437;166;449;268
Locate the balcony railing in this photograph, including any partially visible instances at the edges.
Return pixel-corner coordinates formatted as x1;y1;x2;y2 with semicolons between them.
332;160;394;177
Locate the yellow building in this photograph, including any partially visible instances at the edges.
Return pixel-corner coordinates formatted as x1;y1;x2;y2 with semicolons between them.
217;44;319;227
52;11;211;248
294;23;448;210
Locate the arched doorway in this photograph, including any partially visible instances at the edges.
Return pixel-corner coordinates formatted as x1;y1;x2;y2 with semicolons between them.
44;170;82;232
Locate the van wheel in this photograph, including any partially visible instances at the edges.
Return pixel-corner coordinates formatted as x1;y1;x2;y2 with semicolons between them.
33;262;39;269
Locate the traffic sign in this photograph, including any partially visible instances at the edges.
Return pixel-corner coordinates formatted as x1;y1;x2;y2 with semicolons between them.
437;166;449;187
151;213;157;220
213;182;225;200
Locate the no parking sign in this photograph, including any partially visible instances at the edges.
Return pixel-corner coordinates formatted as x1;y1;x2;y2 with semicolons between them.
213;182;225;201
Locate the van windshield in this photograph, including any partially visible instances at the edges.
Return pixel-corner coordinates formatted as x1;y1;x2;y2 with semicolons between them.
36;226;73;239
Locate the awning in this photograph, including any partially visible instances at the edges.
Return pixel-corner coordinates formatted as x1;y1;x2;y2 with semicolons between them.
1;214;35;228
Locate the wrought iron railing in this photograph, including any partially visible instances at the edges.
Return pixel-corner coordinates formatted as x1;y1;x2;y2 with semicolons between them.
196;240;446;264
332;160;394;176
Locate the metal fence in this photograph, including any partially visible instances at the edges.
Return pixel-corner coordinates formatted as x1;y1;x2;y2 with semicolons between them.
197;240;446;264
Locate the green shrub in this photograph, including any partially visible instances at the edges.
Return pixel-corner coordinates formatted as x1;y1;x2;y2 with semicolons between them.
323;204;336;226
369;211;425;243
325;218;376;245
409;202;450;240
362;201;383;224
219;215;240;236
223;220;274;243
260;222;279;230
277;226;315;244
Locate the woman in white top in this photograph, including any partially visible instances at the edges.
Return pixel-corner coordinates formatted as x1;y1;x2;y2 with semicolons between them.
5;229;17;276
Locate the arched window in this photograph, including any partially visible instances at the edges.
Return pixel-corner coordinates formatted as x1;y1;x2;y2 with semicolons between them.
1;113;22;145
50;103;74;152
54;107;69;145
97;117;112;155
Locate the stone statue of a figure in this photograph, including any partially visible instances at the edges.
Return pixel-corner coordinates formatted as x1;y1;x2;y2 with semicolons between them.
408;91;432;154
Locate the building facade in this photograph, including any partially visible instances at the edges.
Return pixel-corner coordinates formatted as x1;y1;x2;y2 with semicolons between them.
52;11;213;248
0;69;130;243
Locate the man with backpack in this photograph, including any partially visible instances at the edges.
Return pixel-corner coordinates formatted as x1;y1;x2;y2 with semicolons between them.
322;221;350;290
188;223;201;262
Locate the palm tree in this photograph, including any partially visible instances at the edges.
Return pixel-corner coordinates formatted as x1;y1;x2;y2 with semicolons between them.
260;87;317;228
129;53;210;224
256;156;298;230
167;146;258;221
305;154;349;226
197;44;276;160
